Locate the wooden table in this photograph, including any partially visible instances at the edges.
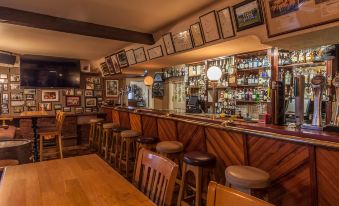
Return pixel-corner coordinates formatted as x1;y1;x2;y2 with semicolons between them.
20;111;49;162
0;154;155;206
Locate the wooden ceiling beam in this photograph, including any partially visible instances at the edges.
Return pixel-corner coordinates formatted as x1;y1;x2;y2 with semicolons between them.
0;6;155;45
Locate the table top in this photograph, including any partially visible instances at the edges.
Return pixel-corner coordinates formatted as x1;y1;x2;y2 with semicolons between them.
0;154;155;206
20;111;49;117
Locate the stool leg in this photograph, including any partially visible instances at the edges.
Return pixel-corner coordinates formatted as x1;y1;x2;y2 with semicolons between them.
57;135;63;159
119;138;125;172
125;139;131;178
194;166;202;206
104;130;109;160
39;135;43;162
177;162;187;206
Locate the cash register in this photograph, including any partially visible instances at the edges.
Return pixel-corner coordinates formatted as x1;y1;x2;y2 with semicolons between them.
186;96;202;113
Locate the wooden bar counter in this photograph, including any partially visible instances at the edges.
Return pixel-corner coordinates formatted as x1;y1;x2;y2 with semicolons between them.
102;106;339;206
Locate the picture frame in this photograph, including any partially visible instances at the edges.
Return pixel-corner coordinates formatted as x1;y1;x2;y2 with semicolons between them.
2;93;8;104
63;89;74;96
134;47;147;63
86;83;94;90
0;74;8;78
147;46;164;60
0;79;8;83
13;106;24;113
54;104;62;110
41;90;59;102
1;108;9;114
81;63;91;73
0;84;8;91
26;100;36;107
25;94;35;100
100;62;110;77
94;90;103;97
105;56;115;75
65;96;81;107
10;74;20;82
233;0;264;32
10;83;20;90
106;80;119;98
126;49;137;65
75;107;84;114
172;30;194;52
38;103;52;111
63;107;71;112
263;0;339;37
117;50;129;68
27;106;37;112
162;33;176;55
85;90;94;97
111;54;122;74
11;100;25;107
85;108;92;113
85;97;97;107
23;89;36;95
11;93;24;101
75;90;83;96
217;7;235;39
190;22;205;47
199;11;221;43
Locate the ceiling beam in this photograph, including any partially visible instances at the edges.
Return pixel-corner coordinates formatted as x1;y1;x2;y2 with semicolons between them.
0;6;155;45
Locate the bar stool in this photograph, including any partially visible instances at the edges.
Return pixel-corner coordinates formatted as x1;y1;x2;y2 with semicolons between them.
225;165;270;200
119;130;140;178
100;123;117;160
134;136;159;174
88;118;104;149
177;151;216;206
109;127;128;168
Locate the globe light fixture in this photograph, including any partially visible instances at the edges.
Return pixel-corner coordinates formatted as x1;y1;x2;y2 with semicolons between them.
207;66;222;81
144;76;154;86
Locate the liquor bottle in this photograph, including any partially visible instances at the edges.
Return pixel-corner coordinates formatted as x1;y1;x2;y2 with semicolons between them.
285;71;291;86
249;57;253;68
299;50;306;63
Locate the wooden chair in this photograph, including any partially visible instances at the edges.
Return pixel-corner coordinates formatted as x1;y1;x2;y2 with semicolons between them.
206;182;273;206
39;111;65;161
134;148;178;206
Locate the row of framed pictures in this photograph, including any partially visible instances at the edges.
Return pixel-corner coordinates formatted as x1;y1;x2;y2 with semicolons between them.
101;50;129;76
2;104;99;114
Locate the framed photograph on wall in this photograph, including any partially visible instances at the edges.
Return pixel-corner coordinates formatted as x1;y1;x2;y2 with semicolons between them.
190;22;205;47
54;104;62;110
85;90;93;97
63;107;71;112
111;54;122;74
26;100;36;107
172;30;193;52
65;96;81;107
147;46;163;60
134;47;147;63
10;75;20;82
23;89;36;95
38;103;52;111
11;101;25;107
85;97;97;107
75;107;84;114
105;56;115;75
233;0;264;32
117;50;129;68
217;7;235;39
41;90;59;102
199;11;220;43
263;0;339;37
106;80;119;98
100;62;110;76
162;33;176;55
126;49;136;65
63;89;74;96
13;106;24;113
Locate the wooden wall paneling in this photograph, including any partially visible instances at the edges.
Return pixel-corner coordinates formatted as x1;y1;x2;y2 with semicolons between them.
18;119;33;139
129;113;142;134
205;127;245;183
316;147;339;206
102;107;113;122
112;110;120;125
141;115;158;137
119;111;131;129
247;135;312;206
176;121;206;152
157;118;177;141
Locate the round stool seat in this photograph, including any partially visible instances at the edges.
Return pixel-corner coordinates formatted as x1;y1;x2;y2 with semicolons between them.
120;130;140;138
102;123;118;129
0;159;19;167
89;118;104;123
112;127;128;133
184;152;216;167
136;136;159;144
225;166;270;189
156;141;183;154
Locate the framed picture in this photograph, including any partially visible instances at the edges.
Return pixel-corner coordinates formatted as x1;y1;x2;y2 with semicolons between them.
85;90;93;97
41;90;59;102
11;100;25;107
38;103;52;111
190;22;205;47
94;90;103;97
10;75;20;82
13;106;24;113
64;89;74;96
172;30;193;52
134;47;147;63
27;106;37;112
1;104;8;109
85;108;92;113
81;63;91;73
25;94;35;100
0;74;7;78
75;90;83;96
65;96;81;107
11;93;24;101
85;97;97;107
94;84;102;90
126;49;136;65
100;62;110;76
0;84;8;91
200;11;221;43
10;83;20;90
0;79;8;83
63;107;71;112
2;93;8;104
26;100;36;107
105;56;115;75
111;54;122;74
263;0;339;37
147;46;163;60
162;33;176;55
86;83;94;90
1;108;9;114
117;50;129;68
23;89;36;95
54;104;62;110
106;80;119;98
233;0;264;32
75;107;84;114
217;7;235;39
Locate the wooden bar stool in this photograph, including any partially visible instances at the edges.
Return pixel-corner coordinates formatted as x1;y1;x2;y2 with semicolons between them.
225;165;270;200
88;118;104;149
177;151;216;206
135;136;159;160
100;123;116;160
119;130;140;179
109;127;128;168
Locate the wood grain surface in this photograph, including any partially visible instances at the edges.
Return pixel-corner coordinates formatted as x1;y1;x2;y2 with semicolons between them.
157;119;177;141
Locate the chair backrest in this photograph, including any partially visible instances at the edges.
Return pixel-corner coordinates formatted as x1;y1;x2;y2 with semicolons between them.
55;111;66;133
207;182;274;206
133;148;178;206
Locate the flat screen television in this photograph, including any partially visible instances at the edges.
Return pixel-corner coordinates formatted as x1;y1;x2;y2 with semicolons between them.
20;55;80;88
